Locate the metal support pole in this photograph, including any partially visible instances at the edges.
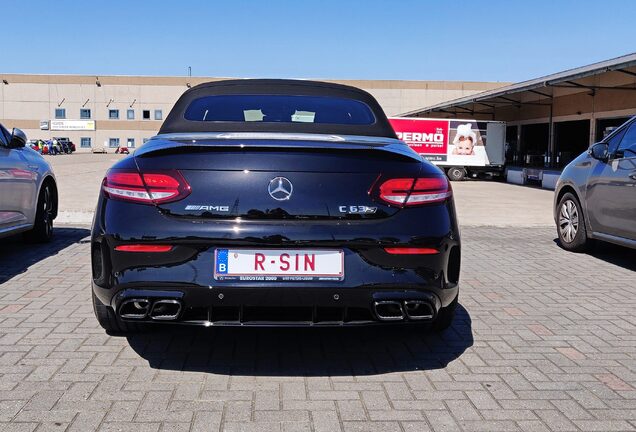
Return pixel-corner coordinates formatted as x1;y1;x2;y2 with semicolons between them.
548;102;555;168
590;83;597;144
516;124;522;166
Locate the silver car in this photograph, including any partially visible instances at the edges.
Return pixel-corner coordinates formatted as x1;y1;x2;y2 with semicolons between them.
0;124;58;242
554;116;636;251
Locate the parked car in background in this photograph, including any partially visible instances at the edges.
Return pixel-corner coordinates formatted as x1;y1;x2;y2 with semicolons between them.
27;140;39;152
555;116;636;251
53;137;76;153
91;79;461;334
92;143;108;153
0;124;58;242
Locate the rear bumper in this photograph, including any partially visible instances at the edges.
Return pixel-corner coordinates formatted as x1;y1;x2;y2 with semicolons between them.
91;197;460;327
101;284;457;327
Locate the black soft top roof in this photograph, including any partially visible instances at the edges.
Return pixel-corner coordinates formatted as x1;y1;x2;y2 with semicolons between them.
158;79;397;138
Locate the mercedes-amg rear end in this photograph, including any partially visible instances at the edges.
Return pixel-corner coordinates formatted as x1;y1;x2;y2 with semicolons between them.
91;79;460;333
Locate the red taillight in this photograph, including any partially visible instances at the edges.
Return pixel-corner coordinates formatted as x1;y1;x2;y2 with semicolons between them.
376;176;451;207
102;169;191;204
379;178;414;205
114;244;173;252
384;247;439;255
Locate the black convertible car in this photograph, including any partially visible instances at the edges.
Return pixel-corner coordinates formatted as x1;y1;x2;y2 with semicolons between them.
91;79;461;333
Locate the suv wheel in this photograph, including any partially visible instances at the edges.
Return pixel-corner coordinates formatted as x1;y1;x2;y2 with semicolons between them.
557;192;588;252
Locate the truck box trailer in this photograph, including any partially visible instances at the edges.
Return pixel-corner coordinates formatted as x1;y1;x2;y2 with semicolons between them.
389;117;506;181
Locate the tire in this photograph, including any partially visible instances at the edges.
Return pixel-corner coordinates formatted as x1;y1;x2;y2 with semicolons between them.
23;183;55;243
556;192;588;252
431;294;458;332
446;167;466;182
92;290;146;335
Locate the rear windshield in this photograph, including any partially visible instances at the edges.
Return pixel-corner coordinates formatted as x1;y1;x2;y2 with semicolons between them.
183;95;376;125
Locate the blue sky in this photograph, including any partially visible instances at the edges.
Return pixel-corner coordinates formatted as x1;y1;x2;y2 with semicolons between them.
2;0;635;82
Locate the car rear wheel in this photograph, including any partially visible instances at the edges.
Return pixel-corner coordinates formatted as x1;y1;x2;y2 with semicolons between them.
446;167;466;181
557;192;588;252
92;291;146;335
24;183;55;243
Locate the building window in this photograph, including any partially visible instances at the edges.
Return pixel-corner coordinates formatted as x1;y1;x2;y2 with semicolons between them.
127;109;135;120
126;138;135;148
143;137;150;144
80;137;92;148
109;138;120;148
80;109;91;119
154;110;163;120
142;110;151;120
55;108;66;119
109;109;119;120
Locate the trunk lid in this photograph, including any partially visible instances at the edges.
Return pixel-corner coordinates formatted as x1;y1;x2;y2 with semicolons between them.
134;134;431;220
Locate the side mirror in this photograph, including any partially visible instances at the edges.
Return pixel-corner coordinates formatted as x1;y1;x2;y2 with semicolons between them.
9;128;27;148
589;142;608;162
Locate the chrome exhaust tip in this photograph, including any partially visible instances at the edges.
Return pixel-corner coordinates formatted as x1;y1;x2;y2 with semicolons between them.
403;300;434;320
149;299;182;321
374;301;405;321
119;298;150;319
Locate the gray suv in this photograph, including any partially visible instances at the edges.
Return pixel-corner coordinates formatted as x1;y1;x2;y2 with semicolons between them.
0;124;58;242
555;116;636;251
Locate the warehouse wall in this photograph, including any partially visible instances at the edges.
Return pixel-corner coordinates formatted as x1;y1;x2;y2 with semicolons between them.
0;74;507;151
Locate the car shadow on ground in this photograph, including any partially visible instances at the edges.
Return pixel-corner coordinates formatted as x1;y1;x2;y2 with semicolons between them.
553;238;636;271
126;304;473;376
0;227;91;283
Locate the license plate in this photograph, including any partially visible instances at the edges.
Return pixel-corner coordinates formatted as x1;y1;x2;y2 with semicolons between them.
214;249;344;281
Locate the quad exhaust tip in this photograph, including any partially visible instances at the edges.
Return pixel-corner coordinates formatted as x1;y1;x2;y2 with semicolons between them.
374;299;436;321
119;298;182;321
403;300;434;320
374;301;405;321
149;299;182;321
119;299;150;319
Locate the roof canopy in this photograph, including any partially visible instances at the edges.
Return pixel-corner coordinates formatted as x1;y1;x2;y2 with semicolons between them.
400;53;636;119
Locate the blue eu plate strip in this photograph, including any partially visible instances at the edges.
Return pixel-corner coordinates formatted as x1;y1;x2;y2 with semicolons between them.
215;249;229;274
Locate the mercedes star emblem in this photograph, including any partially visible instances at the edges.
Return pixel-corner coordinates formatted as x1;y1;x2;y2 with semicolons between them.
268;177;293;201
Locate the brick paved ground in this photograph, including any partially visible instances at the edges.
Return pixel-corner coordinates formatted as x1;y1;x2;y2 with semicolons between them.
0;226;635;431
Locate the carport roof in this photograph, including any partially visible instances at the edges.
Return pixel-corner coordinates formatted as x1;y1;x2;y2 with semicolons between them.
399;52;636;117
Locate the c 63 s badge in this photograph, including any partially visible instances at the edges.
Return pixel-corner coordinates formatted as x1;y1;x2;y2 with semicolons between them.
185;205;230;212
338;205;377;214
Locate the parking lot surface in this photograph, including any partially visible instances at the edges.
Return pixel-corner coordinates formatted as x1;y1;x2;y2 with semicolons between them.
1;223;634;431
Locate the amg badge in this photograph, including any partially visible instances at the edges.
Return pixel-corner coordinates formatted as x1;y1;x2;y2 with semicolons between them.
184;205;230;212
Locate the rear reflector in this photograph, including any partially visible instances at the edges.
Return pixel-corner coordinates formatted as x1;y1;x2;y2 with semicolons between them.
114;244;173;252
384;247;439;255
102;169;191;204
377;176;451;207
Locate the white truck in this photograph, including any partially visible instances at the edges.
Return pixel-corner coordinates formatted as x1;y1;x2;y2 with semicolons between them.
389;117;506;181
